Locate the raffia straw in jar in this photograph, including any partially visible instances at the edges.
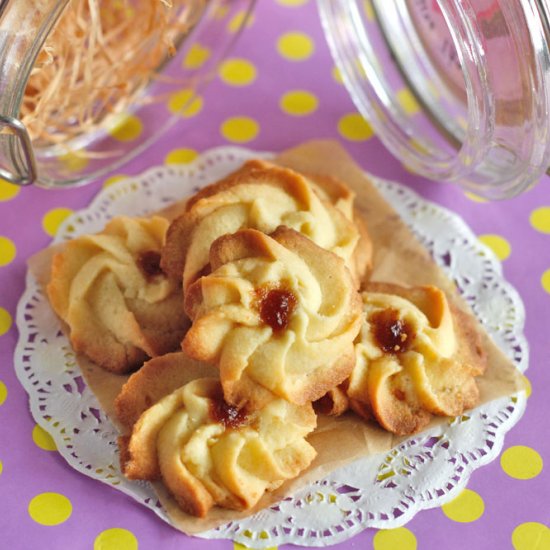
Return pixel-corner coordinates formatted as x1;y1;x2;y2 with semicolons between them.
21;0;204;146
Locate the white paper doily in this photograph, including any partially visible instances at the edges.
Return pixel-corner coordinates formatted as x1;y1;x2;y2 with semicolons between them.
15;146;528;547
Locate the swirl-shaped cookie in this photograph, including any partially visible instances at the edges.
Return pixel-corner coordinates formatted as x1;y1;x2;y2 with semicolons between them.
183;227;363;409
160;159;370;291
115;351;218;429
347;283;486;435
119;377;317;517
47;216;187;374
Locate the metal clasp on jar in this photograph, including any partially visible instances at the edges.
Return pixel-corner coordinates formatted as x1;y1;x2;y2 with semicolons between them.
0;115;37;186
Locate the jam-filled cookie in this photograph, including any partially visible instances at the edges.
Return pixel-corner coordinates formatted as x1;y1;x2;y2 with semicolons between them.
183;227;363;409
160;159;370;291
47;216;187;374
115;351;218;429
347;282;487;435
119;377;317;517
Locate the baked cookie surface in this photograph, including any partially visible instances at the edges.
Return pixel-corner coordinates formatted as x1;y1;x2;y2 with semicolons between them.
120;377;317;517
115;351;218;429
47;216;187;374
347;282;487;435
161;159;370;290
182;227;363;409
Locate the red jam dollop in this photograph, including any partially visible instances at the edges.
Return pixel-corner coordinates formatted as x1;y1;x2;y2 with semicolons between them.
371;308;415;354
209;398;249;429
137;250;164;279
256;287;297;333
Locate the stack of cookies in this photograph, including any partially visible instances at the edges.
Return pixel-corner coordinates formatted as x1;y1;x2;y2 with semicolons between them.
46;159;486;518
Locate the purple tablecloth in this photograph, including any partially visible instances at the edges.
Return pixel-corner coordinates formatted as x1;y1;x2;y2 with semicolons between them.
1;1;548;548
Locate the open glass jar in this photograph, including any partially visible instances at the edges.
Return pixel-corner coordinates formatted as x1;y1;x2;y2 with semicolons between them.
2;0;549;198
0;0;255;188
319;0;550;199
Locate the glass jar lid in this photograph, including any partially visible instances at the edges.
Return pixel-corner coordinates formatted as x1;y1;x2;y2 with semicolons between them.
318;0;550;199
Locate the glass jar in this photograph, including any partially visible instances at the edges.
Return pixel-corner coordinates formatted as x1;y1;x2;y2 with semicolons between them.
0;0;255;188
318;0;550;199
3;1;549;198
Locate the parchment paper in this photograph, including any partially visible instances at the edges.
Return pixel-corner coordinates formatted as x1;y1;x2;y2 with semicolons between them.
28;140;525;535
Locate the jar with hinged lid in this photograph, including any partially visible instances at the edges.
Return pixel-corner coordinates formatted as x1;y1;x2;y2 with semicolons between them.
0;0;256;188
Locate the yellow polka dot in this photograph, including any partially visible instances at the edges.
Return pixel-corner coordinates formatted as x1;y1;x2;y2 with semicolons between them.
512;522;550;550
478;234;511;261
398;89;421;115
332;66;344;84
280;90;319;116
501;445;543;480
227;10;254;33
408;137;430;155
338;113;374;141
0;461;3;475
442;489;485;522
221;117;259;143
542;269;550;294
426;80;443;101
530;207;550;234
465;192;488;203
234;544;277;550
0;307;12;336
373;527;417;550
42;208;74;237
103;174;130;189
59;151;90;172
0;178;20;201
211;4;230;20
108;114;143;142
0;236;16;266
219;58;257;86
94;528;138;550
276;0;308;5
32;425;57;452
28;492;72;526
363;0;375;20
183;43;211;70
522;374;532;398
0;380;7;406
164;148;199;165
167;89;204;118
277;32;315;61
109;3;134;19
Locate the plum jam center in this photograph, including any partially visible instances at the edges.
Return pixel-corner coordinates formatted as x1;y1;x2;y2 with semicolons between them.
137;250;163;279
371;308;415;353
209;398;249;429
256;287;297;333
